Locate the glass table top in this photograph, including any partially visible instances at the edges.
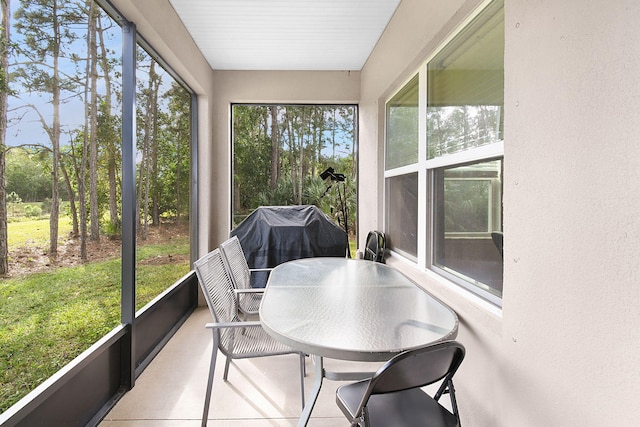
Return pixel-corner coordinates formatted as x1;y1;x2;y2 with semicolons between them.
260;258;459;362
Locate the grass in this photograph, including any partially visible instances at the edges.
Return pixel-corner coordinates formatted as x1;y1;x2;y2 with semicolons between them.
0;234;190;413
7;217;73;249
349;239;356;258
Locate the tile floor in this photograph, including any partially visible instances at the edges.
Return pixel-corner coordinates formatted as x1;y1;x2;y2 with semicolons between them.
99;307;383;426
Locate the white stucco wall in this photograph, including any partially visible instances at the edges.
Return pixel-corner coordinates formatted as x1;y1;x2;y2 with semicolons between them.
360;0;640;425
503;1;640;425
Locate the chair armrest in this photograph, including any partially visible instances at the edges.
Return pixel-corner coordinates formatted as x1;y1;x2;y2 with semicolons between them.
234;288;265;295
205;321;261;330
249;267;273;273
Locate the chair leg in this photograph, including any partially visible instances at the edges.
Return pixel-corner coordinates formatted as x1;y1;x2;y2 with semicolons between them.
223;355;232;380
301;354;307;377
299;353;306;409
447;379;461;423
202;333;219;427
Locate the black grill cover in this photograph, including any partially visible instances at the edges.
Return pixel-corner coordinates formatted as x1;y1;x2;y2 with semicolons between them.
230;205;348;287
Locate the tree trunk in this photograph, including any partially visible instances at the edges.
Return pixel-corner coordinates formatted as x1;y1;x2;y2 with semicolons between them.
270;105;279;190
136;142;144;236
97;14;119;233
0;0;11;274
298;108;305;205
332;109;337;161
60;157;79;237
151;71;160;227
78;2;93;262
175;136;181;226
285;109;296;202
89;2;100;241
140;61;157;239
311;107;322;178
351;107;357;178
49;2;61;257
88;6;99;240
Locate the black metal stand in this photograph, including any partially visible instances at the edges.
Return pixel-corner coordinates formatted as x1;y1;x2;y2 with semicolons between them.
320;167;350;258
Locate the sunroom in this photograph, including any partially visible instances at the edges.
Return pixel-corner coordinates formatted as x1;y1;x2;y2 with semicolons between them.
1;0;639;426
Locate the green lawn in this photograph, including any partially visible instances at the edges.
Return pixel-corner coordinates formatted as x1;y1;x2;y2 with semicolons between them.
7;217;73;249
0;230;190;413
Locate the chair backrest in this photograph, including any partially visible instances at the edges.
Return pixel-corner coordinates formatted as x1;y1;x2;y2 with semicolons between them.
193;248;239;325
220;236;252;290
363;231;386;263
368;341;465;395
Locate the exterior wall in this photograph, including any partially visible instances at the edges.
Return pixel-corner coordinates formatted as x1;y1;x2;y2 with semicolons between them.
210;70;360;246
360;0;640;426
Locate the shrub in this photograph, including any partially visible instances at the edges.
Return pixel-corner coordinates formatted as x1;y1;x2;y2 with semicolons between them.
24;205;42;218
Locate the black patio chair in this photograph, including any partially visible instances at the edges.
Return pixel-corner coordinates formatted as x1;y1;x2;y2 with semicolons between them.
336;340;465;427
194;248;306;427
363;230;386;263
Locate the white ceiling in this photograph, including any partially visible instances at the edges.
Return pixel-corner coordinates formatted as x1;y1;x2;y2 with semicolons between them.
168;0;401;71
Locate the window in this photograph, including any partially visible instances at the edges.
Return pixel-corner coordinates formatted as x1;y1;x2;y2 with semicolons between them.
231;104;357;235
384;74;419;258
135;47;192;306
386;75;419;170
384;0;504;305
385;172;418;259
427;1;504;159
433;159;503;298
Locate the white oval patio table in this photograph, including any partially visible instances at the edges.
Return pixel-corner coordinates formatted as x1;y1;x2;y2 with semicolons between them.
260;257;459;426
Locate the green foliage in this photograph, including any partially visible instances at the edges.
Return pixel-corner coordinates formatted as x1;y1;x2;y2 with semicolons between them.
256;174;292;207
443;178;491;233
13;0;81;86
0;15;8;96
427;105;503;158
303;175;329;207
39;198;52;214
5;149;52;202
23;204;42;218
101;216;121;237
7;191;21;204
386;76;419;168
233;105;272;211
155;83;191;220
232;104;357;234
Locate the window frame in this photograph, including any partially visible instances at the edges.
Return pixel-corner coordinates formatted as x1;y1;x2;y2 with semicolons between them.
383;0;504;307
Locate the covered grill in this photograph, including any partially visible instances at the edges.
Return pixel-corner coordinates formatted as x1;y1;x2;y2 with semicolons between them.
230;205;349;287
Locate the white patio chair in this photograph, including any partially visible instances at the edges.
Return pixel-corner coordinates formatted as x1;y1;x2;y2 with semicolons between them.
194;248;305;427
219;235;272;316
